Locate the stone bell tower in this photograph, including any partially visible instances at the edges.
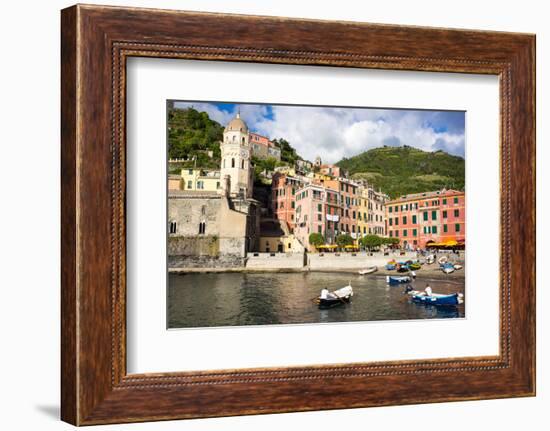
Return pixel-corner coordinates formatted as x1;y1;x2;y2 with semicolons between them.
219;112;253;198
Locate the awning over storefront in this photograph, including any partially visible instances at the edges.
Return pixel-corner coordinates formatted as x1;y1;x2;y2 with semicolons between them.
426;239;464;248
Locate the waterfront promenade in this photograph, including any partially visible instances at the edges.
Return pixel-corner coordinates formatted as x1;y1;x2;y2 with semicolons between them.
169;250;466;280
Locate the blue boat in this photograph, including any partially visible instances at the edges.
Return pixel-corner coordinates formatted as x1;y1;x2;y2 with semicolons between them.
440;262;455;274
385;264;396;270
386;275;411;284
412;292;462;306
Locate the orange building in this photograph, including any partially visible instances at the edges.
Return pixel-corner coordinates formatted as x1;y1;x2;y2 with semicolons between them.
385;189;465;249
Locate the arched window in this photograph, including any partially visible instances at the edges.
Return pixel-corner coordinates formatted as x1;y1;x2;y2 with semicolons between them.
223;159;226;168
198;222;206;235
231;158;235;168
201;205;206;215
241;159;244;169
232;135;236;142
242;137;245;144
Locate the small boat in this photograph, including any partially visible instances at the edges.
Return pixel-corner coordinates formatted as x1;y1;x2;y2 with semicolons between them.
359;266;378;275
386;275;412;284
441;262;455;274
453;264;463;270
396;264;410;273
409;262;421;270
317;284;353;308
411;292;464;306
425;254;435;264
438;256;449;265
385;264;396;271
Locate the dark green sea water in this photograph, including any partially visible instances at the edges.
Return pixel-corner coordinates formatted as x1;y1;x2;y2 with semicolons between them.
168;271;465;329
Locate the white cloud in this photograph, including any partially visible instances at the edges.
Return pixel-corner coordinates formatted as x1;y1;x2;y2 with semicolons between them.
254;106;464;163
173;102;465;163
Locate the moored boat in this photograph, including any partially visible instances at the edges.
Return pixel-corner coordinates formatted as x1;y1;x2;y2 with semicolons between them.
441;262;455;274
386;275;412;284
411;292;463;306
425;254;435;264
453;264;463;270
358;266;377;275
385;264;396;270
317;284;353;308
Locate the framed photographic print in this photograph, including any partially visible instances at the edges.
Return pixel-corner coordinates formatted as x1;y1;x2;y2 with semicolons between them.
61;4;535;425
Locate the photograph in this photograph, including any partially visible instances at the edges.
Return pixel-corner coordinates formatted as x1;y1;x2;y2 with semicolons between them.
167;101;466;328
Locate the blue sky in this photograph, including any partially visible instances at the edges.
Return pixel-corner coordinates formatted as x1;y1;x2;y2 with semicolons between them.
174;101;465;163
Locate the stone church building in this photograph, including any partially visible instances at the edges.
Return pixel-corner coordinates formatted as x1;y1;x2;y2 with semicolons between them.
168;114;261;268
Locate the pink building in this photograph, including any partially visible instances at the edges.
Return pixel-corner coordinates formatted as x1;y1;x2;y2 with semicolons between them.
271;172;305;231
385;189;465;249
438;190;466;244
294;184;327;251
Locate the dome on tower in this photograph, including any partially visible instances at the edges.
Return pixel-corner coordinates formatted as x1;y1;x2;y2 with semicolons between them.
224;112;248;133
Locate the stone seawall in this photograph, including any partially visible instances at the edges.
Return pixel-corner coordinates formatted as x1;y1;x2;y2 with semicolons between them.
245;252;305;270
168;235;219;257
169;251;464;273
308;251;417;270
169;254;244;269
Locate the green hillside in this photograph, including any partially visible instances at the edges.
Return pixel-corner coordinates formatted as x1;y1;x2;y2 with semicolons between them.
336;146;465;198
168;107;224;170
167;107;301;174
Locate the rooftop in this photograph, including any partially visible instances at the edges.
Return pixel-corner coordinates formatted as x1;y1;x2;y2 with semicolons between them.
388;188;465;204
224;113;248;133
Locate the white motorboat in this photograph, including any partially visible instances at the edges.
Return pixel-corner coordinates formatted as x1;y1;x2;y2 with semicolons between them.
358;266;377;275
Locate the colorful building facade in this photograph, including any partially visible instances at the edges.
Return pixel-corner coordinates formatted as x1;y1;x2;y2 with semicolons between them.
270;157;463;252
294;183;327;251
249;132;281;160
271;172;306;231
367;188;388;236
385;189;465;249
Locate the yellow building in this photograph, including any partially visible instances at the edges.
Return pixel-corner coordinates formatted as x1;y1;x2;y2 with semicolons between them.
308;171;333;182
181;168;221;192
258;219;305;253
259;234;298;253
273;165;296;176
357;187;370;239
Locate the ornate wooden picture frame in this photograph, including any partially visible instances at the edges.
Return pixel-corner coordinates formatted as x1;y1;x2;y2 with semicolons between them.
61;4;535;425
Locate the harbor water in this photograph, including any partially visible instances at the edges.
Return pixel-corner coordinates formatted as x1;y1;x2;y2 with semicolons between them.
168;271;465;329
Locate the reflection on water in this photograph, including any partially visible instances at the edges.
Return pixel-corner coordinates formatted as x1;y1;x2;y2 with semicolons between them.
168;272;465;329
